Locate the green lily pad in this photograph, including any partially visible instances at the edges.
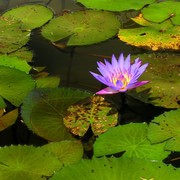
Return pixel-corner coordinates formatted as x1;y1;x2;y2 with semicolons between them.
41;10;120;46
94;123;170;160
148;109;180;152
119;16;180;51
128;53;180;109
142;1;180;25
42;140;83;165
0;96;6;108
0;66;35;106
64;96;118;136
0;145;62;180
21;88;91;141
2;4;53;30
0;17;30;54
0;55;31;73
50;156;180;180
77;0;155;11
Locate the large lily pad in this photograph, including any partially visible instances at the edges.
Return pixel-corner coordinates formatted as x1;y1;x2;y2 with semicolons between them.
77;0;155;12
41;10;120;46
94;123;170;160
148;109;180;152
0;66;35;106
127;53;180;108
118;14;180;51
0;145;62;180
142;1;180;25
2;4;53;30
64;96;118;136
21;88;91;141
50;156;180;180
0;17;30;54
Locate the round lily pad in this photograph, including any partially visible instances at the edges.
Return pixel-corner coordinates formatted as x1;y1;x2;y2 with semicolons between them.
41;10;120;46
142;1;180;25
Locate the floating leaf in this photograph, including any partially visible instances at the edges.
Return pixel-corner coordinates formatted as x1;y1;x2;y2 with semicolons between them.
0;109;18;131
0;55;31;73
50;156;180;180
2;4;53;30
42;140;83;166
0;96;6;108
63;96;118;136
0;17;30;54
142;1;180;25
77;0;155;11
128;53;180;108
148;109;180;152
0;66;35;106
94;123;170;160
0;145;62;180
41;10;120;46
119;15;180;51
21;88;91;141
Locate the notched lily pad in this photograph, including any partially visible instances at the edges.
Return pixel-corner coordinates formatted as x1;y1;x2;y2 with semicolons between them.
41;10;120;46
64;95;118;136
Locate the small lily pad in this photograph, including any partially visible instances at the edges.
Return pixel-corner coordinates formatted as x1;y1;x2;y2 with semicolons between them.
148;109;180;152
63;96;118;136
94;123;170;160
41;10;120;46
142;1;180;25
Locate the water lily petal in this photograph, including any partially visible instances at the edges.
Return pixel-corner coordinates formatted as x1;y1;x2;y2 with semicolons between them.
96;87;119;94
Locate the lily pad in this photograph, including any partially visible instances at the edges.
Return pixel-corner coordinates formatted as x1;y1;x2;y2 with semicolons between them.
21;88;91;141
119;15;180;51
94;123;170;160
0;109;18;131
50;156;180;180
142;1;180;25
41;10;120;46
64;96;118;136
148;109;180;152
0;97;6;108
77;0;155;12
0;66;35;106
0;17;30;54
128;53;180;108
2;4;53;30
0;145;62;180
42;140;83;165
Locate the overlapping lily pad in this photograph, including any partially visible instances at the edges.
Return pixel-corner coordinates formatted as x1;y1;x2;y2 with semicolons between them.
63;96;118;136
94;123;170;160
119;14;180;51
2;4;53;30
77;0;155;11
0;145;62;180
41;10;120;46
21;88;91;141
50;156;180;180
148;109;180;152
128;53;180;108
142;1;180;25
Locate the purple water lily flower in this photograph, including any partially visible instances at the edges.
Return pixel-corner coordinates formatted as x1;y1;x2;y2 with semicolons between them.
90;53;149;94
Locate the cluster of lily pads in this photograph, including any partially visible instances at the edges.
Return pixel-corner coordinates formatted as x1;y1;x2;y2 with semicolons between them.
0;1;179;179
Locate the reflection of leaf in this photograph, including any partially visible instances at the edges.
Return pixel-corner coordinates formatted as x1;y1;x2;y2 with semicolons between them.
2;4;53;30
77;0;155;11
0;66;35;106
63;96;118;136
94;123;170;160
41;10;120;46
0;109;18;131
128;53;180;108
142;1;180;25
50;156;180;180
148;109;180;152
119;15;180;51
0;145;62;180
21;88;91;141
